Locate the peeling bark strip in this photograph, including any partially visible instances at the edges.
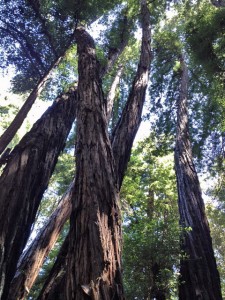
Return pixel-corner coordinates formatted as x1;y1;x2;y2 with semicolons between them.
65;27;124;300
0;88;77;300
112;0;152;188
175;58;222;300
8;182;74;300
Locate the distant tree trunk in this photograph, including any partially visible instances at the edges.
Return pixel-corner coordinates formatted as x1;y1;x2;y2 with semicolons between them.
174;57;222;300
0;88;77;300
0;43;74;157
7;182;74;300
38;2;151;299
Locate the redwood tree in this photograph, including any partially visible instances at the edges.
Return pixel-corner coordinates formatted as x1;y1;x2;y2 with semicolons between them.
175;57;222;299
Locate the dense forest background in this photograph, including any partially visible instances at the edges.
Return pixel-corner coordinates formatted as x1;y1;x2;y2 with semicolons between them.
0;0;225;299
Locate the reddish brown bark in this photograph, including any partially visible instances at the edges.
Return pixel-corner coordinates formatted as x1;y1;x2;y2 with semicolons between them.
175;58;222;299
7;182;74;300
0;88;77;299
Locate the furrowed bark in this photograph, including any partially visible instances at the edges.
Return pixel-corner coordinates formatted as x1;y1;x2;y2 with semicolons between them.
175;57;222;300
8;182;74;300
65;27;124;300
106;65;124;124
0;87;77;299
111;0;152;188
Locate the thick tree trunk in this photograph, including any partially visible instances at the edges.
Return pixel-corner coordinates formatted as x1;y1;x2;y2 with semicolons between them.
175;57;222;299
7;182;74;300
0;88;77;299
65;27;124;300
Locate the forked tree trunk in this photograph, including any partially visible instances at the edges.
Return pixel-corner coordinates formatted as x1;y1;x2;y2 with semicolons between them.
175;57;222;300
7;182;74;300
37;2;152;299
0;88;77;299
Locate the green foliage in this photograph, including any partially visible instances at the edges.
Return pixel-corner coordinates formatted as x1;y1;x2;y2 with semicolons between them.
185;2;225;76
206;201;225;297
121;135;180;299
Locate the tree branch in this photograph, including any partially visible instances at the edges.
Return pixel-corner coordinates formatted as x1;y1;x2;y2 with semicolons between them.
106;65;124;124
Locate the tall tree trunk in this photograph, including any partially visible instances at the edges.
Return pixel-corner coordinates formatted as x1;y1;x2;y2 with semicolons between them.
0;88;77;299
175;57;222;300
65;27;123;300
38;2;152;298
7;182;74;300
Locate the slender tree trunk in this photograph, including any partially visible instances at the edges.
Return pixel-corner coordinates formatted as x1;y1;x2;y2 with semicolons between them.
7;182;74;300
0;46;72;156
0;88;77;299
174;57;222;300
